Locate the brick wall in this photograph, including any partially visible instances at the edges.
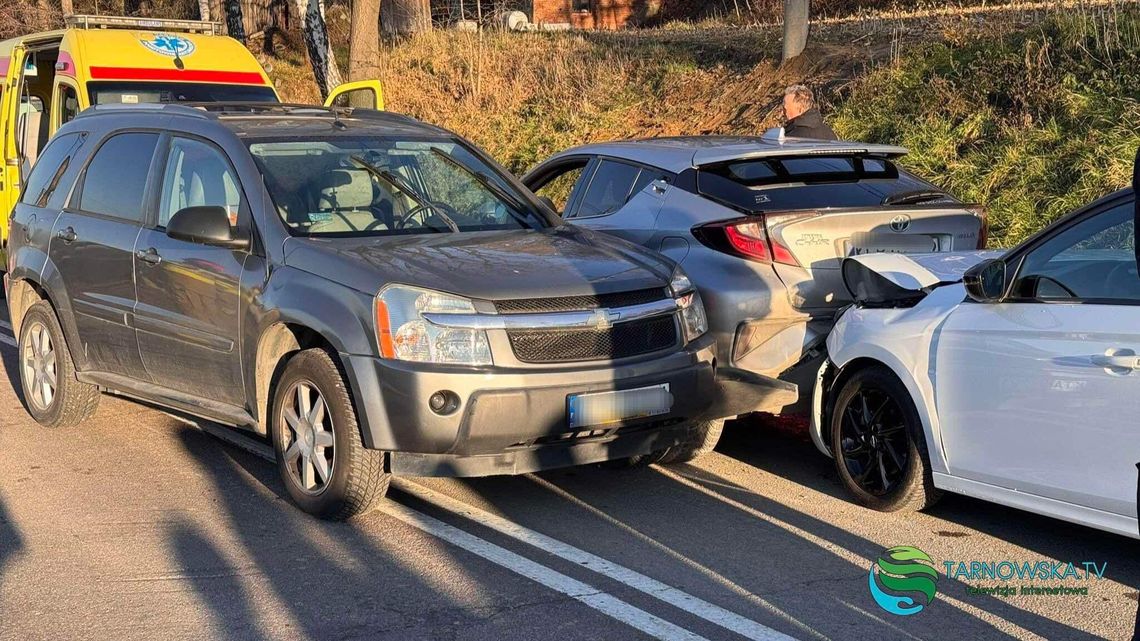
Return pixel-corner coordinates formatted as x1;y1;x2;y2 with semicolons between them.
531;0;640;29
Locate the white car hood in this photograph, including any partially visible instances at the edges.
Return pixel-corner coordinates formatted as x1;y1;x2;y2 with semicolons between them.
842;250;1002;305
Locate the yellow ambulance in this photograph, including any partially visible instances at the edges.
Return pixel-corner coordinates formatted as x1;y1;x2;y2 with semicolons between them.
0;15;382;260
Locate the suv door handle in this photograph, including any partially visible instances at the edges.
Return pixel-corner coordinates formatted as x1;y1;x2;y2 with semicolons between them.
55;226;77;243
136;247;162;266
1091;348;1140;374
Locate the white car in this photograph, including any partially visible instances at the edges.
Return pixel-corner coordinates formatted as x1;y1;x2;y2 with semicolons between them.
811;186;1139;539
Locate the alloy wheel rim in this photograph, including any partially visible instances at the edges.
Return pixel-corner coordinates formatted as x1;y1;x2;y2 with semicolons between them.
839;388;910;496
279;380;335;495
22;321;58;412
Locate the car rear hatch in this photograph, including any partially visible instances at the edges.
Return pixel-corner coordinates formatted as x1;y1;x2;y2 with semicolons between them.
692;150;987;311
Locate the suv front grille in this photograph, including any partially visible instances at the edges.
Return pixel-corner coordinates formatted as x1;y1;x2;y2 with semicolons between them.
494;288;666;314
508;315;678;363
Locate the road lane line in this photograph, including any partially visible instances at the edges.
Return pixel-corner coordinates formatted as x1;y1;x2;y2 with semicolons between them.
380;500;713;641
659;468;1046;641
0;319;12;331
184;421;723;641
0;331;15;348
396;479;799;641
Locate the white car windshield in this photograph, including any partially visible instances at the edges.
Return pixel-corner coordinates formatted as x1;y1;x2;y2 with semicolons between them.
249;136;547;237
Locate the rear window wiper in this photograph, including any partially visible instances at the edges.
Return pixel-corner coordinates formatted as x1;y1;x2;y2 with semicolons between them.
882;190;951;206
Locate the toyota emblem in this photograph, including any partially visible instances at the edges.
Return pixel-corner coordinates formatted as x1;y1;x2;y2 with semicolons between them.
889;214;911;233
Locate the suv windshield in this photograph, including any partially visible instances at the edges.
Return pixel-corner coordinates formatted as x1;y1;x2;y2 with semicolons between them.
249;136;549;236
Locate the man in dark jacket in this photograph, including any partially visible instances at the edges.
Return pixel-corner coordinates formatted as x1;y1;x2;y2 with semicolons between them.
783;84;838;140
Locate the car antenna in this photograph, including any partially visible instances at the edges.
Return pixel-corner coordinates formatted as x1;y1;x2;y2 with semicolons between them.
331;106;347;130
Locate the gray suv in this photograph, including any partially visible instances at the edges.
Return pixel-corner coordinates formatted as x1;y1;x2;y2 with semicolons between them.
5;104;721;519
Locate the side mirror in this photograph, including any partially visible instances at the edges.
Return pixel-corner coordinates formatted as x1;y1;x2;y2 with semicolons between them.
166;206;249;250
963;258;1007;303
537;195;560;216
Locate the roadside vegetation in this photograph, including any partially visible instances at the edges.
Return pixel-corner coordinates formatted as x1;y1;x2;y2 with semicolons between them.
4;0;1136;247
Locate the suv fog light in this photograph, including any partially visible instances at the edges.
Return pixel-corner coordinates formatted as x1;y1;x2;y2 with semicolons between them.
428;390;459;415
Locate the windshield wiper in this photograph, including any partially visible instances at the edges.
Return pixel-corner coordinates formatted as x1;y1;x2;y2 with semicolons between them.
882;190;950;206
349;156;460;233
427;148;538;228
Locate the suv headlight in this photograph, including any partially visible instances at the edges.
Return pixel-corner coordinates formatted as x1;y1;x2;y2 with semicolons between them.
375;285;492;365
669;268;707;343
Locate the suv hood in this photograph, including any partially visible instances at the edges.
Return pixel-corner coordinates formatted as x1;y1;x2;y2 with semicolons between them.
842;250;1002;307
282;226;675;301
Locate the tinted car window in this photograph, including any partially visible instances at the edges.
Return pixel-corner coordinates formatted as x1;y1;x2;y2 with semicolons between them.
88;82;278;105
158;137;243;228
533;161;589;216
575;160;641;218
696;156;948;212
20;132;84;208
1011;199;1140;302
77;132;159;222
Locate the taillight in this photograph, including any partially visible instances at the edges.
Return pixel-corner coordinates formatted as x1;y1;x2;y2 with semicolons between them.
969;206;989;249
694;216;799;266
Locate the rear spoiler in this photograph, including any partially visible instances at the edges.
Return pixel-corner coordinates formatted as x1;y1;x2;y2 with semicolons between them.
842;250;1002;307
692;143;909;168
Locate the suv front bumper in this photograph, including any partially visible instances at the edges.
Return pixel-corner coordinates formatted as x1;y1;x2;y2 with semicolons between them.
342;334;717;477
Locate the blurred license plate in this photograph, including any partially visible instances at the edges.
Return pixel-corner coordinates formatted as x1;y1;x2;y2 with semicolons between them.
568;384;672;429
848;233;939;255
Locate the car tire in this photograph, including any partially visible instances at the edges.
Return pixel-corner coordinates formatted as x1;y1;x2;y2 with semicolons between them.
830;365;941;512
18;301;100;428
660;418;725;464
270;348;389;520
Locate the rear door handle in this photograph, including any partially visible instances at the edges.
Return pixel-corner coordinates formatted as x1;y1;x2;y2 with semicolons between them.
55;226;76;243
135;247;162;266
1091;348;1140;374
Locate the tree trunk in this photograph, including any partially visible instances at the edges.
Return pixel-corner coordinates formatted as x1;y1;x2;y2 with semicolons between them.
294;0;344;99
60;0;75;16
123;0;142;15
782;0;809;63
225;0;247;42
381;0;430;37
348;0;381;104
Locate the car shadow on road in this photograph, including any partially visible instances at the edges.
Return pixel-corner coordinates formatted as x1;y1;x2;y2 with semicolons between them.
168;425;636;641
712;416;1138;638
0;495;24;619
168;426;486;641
446;447;1108;640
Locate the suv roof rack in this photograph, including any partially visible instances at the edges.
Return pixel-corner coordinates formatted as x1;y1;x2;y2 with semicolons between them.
75;102;427;128
65;14;223;35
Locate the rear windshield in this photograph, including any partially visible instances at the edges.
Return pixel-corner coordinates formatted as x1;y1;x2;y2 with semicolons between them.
696;156;955;212
88;82;277;105
248;135;550;237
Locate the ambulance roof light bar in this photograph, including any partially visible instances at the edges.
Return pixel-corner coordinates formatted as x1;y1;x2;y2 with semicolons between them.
64;15;223;36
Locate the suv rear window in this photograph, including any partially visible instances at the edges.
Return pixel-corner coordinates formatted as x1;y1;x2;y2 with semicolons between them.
696;156;954;212
21;132;85;208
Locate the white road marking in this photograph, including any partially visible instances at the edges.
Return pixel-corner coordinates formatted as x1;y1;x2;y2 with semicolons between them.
182;422;726;641
0;319;12;331
660;468;1046;641
0;330;16;348
396;479;800;641
380;500;713;641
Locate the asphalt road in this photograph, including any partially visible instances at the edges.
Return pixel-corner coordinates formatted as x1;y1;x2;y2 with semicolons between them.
0;306;1136;641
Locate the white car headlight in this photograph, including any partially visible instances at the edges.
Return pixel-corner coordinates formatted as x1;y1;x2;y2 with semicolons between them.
669;268;707;343
375;285;492;365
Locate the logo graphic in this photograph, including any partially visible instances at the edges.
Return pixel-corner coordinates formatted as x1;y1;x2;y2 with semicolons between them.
868;546;939;616
587;309;620;330
889;214;911;233
141;33;196;58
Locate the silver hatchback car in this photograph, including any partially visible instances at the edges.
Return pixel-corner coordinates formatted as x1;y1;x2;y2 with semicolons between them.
524;135;988;423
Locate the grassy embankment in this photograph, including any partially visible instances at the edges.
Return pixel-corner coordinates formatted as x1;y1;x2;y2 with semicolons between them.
271;2;1139;248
